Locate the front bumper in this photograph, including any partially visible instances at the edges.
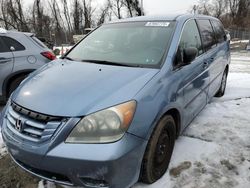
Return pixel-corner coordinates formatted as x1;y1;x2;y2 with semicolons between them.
1;110;147;188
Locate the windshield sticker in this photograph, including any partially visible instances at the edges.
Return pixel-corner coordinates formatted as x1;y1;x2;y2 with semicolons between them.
145;22;170;27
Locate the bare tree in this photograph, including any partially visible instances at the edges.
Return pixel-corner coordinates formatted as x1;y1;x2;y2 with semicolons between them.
97;2;112;26
123;0;143;17
109;0;124;19
33;0;44;36
83;0;95;28
0;0;30;31
228;0;240;20
61;0;73;33
49;0;66;44
72;0;83;34
197;0;213;15
235;0;250;26
0;0;147;45
213;0;227;18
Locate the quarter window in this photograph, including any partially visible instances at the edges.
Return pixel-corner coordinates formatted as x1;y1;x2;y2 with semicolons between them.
0;37;10;53
1;36;25;51
211;20;226;43
197;19;217;51
179;19;203;56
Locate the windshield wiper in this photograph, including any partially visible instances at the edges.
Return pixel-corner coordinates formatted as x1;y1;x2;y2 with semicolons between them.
80;59;141;67
62;56;74;61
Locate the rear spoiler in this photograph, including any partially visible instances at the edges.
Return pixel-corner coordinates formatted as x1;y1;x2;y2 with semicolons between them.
23;32;35;37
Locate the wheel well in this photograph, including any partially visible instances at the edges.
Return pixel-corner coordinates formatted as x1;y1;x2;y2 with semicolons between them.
5;72;31;96
165;108;181;138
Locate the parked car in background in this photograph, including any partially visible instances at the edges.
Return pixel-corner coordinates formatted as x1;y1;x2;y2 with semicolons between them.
0;14;230;188
53;45;73;58
0;28;56;103
73;28;94;43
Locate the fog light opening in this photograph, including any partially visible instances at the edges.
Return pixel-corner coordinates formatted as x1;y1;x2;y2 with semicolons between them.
80;177;109;187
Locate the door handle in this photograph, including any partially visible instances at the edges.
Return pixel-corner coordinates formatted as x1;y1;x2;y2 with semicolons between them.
203;62;209;69
209;57;214;62
0;58;11;64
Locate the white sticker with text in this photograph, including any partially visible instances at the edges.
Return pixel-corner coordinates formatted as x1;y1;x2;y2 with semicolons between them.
145;22;170;27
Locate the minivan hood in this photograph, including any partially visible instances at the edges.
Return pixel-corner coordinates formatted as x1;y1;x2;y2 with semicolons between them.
12;60;159;117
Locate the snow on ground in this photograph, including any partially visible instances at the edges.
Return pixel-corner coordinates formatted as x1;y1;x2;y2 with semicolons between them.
0;52;250;188
133;53;250;188
230;40;249;45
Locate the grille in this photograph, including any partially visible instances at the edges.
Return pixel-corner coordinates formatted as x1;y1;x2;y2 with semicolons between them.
5;103;64;143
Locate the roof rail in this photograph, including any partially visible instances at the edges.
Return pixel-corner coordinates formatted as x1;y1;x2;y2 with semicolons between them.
0;28;7;33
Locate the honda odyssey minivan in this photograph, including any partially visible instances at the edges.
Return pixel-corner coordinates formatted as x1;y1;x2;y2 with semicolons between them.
0;14;230;188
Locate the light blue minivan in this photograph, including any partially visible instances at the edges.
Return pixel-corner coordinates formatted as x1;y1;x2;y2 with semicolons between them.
0;14;230;188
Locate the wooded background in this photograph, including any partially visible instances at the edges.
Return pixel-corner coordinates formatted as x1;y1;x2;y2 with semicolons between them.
0;0;249;45
0;0;143;45
196;0;250;29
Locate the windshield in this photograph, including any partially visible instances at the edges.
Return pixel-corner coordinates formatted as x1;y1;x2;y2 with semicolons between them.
66;21;176;68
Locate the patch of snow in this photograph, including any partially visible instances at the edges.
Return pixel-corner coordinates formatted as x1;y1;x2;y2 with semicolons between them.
134;53;250;188
0;127;7;159
212;73;250;102
38;180;57;188
135;137;219;188
134;97;250;188
230;40;249;44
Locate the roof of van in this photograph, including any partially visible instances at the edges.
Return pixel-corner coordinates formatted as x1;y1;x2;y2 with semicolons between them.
107;14;218;24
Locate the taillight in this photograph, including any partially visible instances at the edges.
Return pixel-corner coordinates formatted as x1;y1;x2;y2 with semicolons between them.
41;51;56;60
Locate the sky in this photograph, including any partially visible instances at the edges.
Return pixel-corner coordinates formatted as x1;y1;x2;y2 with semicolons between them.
24;0;199;15
143;0;199;15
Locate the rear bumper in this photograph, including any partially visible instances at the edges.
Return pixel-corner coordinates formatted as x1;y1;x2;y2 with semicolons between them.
2;117;147;188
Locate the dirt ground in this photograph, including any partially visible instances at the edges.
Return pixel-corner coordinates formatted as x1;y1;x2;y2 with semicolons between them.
0;155;39;188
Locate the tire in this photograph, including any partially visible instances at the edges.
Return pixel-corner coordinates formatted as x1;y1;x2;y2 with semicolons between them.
140;115;176;184
7;75;27;98
215;69;228;97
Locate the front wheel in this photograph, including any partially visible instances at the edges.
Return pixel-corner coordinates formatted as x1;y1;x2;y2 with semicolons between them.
140;115;176;184
215;69;228;97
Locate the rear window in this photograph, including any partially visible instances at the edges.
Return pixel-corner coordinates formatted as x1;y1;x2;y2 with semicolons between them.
197;19;217;51
211;20;226;43
31;36;48;48
1;36;25;51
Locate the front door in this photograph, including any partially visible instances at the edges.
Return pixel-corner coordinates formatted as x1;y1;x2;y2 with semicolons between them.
175;19;210;126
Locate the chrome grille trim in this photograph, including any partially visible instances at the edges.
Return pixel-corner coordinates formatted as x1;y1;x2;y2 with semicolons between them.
6;103;65;143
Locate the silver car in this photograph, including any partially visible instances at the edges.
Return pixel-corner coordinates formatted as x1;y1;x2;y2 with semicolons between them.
0;28;55;103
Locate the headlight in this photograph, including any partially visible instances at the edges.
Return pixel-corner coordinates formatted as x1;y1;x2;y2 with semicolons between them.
66;100;136;143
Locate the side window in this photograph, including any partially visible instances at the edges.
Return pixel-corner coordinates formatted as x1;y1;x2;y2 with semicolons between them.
197;19;217;51
1;36;25;51
211;20;226;43
178;20;203;57
0;37;10;53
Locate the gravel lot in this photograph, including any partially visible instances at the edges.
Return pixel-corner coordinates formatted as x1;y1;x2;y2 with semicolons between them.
0;52;250;188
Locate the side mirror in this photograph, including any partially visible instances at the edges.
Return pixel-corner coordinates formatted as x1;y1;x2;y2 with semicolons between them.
183;47;198;64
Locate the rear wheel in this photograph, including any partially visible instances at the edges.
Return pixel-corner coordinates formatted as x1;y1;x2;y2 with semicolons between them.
140;115;176;183
215;69;228;97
